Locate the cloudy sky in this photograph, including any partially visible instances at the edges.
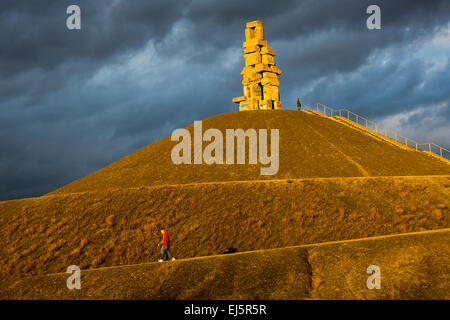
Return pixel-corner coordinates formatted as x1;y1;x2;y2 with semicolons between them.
1;0;449;200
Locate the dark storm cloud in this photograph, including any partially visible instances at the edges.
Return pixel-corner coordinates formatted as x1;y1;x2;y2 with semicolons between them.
0;0;449;200
184;0;449;49
0;0;187;106
0;0;186;76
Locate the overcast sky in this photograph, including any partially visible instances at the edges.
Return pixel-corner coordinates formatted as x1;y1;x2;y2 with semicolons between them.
1;0;449;200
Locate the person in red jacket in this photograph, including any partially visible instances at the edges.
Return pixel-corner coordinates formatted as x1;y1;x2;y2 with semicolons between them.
158;229;175;262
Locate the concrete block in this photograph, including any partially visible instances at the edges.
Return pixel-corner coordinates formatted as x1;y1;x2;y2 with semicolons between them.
246;20;263;28
260;47;276;56
244;45;260;54
261;77;280;86
263;72;278;79
254;26;264;40
270;65;282;75
243;39;268;48
263;84;279;101
254;63;271;73
262;54;275;65
233;96;246;103
244;52;261;66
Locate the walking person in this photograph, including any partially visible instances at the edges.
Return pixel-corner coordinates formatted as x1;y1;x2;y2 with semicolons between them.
158;229;175;262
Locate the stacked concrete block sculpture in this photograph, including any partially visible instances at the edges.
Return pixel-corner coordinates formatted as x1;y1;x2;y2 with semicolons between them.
233;21;282;111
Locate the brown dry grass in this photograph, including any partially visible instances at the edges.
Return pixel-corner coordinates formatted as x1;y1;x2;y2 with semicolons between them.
48;110;450;195
0;176;448;282
1;229;448;299
1;110;449;299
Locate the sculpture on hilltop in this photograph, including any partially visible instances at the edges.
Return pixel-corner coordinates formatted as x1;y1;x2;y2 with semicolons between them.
233;21;282;111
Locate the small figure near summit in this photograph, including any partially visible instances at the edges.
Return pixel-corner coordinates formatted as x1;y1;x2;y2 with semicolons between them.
158;228;175;262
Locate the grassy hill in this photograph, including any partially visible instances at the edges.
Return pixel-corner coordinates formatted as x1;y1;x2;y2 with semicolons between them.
1;110;449;299
49;110;450;195
1;228;448;299
1;176;448;281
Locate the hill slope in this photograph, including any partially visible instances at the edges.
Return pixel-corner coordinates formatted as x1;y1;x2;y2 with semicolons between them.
1;176;448;281
49;110;450;195
1;110;449;299
2;228;448;299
